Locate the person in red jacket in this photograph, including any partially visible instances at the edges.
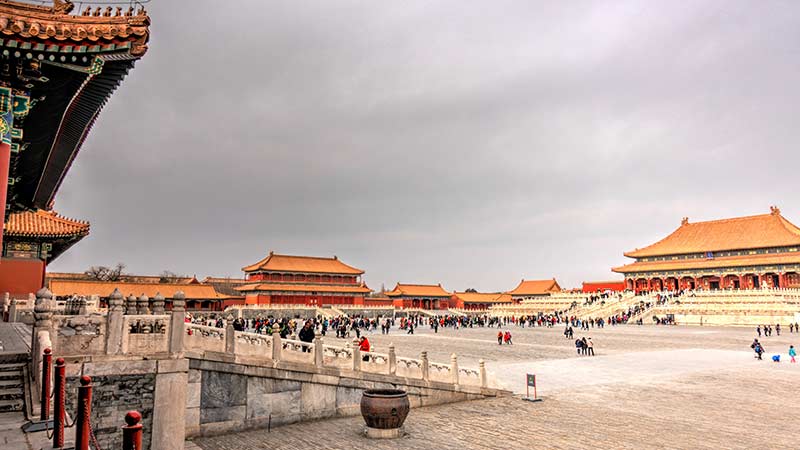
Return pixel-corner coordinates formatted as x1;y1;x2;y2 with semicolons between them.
359;336;371;362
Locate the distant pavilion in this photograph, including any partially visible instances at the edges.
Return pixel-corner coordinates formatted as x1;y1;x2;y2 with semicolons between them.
236;252;371;306
452;291;512;310
385;283;452;310
508;279;562;302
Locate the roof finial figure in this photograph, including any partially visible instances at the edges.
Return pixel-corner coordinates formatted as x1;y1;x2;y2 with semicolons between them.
770;205;781;215
681;217;689;226
53;0;74;15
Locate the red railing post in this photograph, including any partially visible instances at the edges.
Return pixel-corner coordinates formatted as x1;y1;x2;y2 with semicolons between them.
122;410;143;450
53;358;65;448
74;375;92;450
40;348;51;421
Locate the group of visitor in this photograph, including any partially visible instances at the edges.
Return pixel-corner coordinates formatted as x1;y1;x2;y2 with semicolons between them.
574;337;594;356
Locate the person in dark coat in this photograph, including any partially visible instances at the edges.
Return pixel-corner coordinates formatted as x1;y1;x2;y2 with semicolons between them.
298;320;315;352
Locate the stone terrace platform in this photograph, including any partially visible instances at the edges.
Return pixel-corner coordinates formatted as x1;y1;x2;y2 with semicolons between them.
190;325;800;449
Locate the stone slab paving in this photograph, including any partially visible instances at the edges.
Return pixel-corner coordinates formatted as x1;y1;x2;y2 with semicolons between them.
191;325;800;449
191;364;798;450
0;322;29;356
0;411;52;450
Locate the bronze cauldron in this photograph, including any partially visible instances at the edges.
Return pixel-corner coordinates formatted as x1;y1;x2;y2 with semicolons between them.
360;389;410;429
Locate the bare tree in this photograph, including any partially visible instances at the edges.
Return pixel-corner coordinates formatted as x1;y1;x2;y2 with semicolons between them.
84;263;126;281
159;270;183;283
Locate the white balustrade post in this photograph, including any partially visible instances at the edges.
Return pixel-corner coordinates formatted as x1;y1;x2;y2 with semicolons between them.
314;336;323;367
352;338;361;371
421;351;429;381
168;292;186;355
479;359;487;388
388;343;396;375
225;322;236;354
106;289;125;355
8;299;18;323
451;353;459;385
271;323;282;362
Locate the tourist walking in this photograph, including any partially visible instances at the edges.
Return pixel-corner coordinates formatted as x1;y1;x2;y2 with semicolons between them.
751;339;764;360
587;338;594;356
575;338;583;355
497;331;503;345
790;345;796;363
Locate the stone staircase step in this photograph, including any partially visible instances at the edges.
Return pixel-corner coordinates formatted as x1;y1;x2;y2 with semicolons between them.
0;378;23;389
0;369;22;380
0;387;23;400
0;362;26;371
0;398;24;412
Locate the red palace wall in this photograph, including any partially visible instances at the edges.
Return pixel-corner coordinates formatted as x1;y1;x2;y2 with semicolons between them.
0;258;44;298
246;273;358;284
244;293;365;306
582;281;625;293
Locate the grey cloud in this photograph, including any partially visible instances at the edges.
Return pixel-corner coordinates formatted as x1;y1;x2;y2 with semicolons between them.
50;0;800;292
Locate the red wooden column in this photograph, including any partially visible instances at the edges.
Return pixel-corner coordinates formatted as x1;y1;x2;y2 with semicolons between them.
53;358;66;448
75;376;93;450
40;348;52;421
122;411;143;450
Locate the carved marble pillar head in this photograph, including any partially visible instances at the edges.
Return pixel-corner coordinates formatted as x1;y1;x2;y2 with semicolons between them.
152;293;166;315
108;288;124;313
126;295;138;315
137;294;150;315
172;291;186;313
34;288;54;328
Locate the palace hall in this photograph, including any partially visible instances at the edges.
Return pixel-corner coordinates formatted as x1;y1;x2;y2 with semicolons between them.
613;207;800;292
236;252;371;306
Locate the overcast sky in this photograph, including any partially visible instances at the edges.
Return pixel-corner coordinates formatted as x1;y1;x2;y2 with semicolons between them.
49;0;800;291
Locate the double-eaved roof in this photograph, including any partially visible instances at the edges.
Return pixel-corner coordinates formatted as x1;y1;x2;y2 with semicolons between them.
242;252;364;275
613;207;800;274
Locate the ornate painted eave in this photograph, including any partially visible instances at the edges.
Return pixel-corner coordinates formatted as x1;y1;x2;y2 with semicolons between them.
0;0;151;214
0;0;149;56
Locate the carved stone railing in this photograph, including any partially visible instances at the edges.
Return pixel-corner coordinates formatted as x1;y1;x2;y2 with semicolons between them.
183;323;490;389
234;330;273;357
121;314;170;355
185;323;225;353
280;338;315;364
52;314;107;355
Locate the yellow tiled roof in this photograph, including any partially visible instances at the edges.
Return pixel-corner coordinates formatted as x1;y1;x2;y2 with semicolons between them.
509;279;561;296
48;280;227;299
385;283;451;297
242;252;364;275
453;292;513;303
4;210;89;238
625;208;800;258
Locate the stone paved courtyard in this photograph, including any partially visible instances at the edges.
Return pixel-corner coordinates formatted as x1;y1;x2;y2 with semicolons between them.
190;325;800;449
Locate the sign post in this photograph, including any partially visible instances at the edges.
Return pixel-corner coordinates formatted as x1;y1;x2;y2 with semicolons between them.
524;373;542;402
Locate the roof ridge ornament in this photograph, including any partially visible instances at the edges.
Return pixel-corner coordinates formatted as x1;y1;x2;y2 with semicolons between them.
681;217;689;226
53;0;74;15
770;205;781;216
